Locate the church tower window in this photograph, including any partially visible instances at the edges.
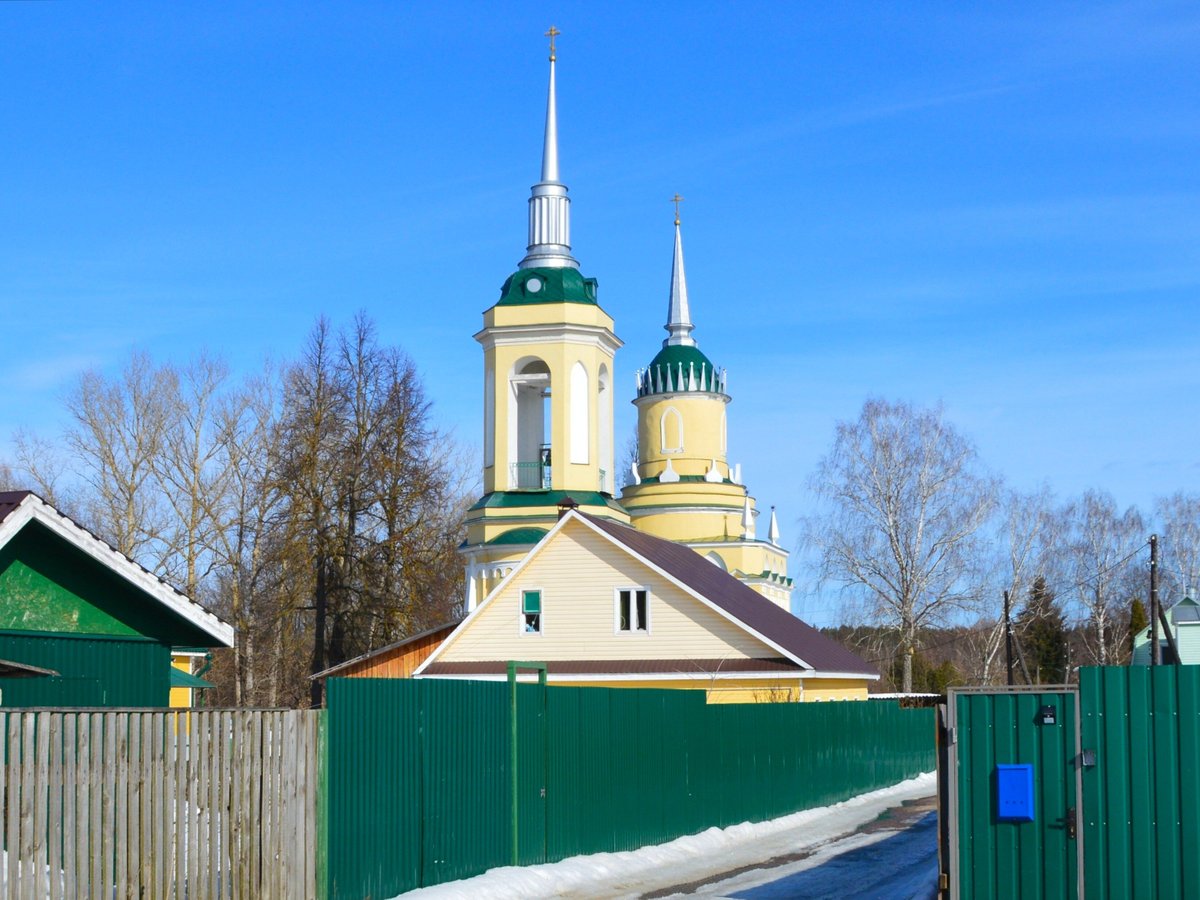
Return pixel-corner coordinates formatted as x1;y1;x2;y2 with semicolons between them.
569;361;589;464
660;407;684;454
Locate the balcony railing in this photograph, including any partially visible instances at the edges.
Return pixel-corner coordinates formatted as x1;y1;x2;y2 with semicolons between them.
511;457;551;490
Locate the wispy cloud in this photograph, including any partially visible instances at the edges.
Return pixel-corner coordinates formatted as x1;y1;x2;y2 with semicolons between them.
3;353;103;391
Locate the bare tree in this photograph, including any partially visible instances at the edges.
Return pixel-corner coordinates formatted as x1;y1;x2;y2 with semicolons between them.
12;429;74;511
156;353;234;598
973;486;1060;684
805;399;998;692
278;314;467;707
63;353;175;562
1156;492;1200;603
1060;490;1145;666
0;460;15;491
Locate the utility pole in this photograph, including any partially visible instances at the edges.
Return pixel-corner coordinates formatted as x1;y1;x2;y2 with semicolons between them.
1150;534;1160;666
1004;590;1014;686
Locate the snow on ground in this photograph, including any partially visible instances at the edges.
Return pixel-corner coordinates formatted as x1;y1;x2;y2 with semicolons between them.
397;772;937;900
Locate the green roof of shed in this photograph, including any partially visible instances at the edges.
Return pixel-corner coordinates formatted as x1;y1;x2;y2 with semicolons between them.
169;667;213;689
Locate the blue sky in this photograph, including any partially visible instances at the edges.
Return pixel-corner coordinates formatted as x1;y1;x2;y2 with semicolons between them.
2;3;1198;623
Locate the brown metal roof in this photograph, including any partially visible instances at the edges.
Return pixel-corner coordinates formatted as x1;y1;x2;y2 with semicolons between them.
0;657;58;678
0;491;32;524
422;657;804;677
578;513;877;677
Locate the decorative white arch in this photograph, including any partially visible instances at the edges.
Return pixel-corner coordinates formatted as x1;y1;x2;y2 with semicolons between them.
569;361;589;464
509;356;551;489
660;407;683;454
598;364;612;491
483;369;495;467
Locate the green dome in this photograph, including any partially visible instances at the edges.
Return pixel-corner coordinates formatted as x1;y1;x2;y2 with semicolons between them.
497;267;598;306
638;343;725;397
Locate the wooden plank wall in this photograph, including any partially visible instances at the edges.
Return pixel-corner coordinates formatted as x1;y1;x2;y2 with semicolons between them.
0;709;320;899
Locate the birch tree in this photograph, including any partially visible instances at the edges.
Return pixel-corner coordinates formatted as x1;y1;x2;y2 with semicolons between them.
1156;492;1200;602
806;399;998;692
1061;490;1145;666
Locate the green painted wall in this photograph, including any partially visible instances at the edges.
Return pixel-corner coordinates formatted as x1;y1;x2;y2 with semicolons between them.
0;522;211;646
0;632;170;707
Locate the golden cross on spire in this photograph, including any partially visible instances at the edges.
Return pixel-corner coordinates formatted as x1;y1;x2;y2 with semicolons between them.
546;25;560;61
671;193;684;225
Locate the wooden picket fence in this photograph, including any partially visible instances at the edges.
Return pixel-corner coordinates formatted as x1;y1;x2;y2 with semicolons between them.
0;708;320;899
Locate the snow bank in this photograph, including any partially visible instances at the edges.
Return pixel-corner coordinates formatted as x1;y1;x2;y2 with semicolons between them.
397;772;937;899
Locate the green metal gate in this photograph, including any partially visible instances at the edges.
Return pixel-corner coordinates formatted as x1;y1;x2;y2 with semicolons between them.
947;687;1082;899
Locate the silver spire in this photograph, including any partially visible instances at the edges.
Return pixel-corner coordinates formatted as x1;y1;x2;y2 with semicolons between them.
664;195;696;346
519;26;578;270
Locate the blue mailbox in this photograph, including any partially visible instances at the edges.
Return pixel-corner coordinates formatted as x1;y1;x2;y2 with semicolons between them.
996;764;1035;822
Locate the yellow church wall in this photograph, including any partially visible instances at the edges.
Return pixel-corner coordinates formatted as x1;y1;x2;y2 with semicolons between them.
441;519;781;663
634;393;729;478
478;301;620;496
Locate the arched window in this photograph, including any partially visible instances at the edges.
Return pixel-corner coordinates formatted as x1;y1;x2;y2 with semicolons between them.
598;365;612;492
660;407;683;454
705;552;727;571
509;357;551;489
569;361;589;464
483;370;495;467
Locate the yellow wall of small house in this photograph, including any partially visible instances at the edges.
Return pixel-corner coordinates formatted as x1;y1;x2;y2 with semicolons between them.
550;678;802;702
169;654;193;709
479;301;619;496
801;679;870;701
634;393;729;479
528;677;869;702
441;518;781;663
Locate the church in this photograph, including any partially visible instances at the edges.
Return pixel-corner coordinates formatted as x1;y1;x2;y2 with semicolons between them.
415;32;875;702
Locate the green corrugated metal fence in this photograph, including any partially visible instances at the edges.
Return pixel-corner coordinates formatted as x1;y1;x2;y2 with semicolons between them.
324;679;935;899
946;666;1200;899
1080;665;1200;900
949;687;1080;900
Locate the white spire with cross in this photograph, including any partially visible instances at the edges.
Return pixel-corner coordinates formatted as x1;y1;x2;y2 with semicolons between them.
664;194;696;346
519;26;578;270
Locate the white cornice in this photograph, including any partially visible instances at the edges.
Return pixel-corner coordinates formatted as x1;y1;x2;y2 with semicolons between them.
475;322;622;355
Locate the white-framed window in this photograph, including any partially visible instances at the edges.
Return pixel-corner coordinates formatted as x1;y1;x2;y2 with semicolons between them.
521;589;542;634
615;587;649;633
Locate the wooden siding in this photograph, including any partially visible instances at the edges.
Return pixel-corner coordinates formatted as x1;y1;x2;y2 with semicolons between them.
440;518;779;663
337;625;453;678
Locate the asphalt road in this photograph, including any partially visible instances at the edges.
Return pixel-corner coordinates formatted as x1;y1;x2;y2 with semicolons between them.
646;796;940;900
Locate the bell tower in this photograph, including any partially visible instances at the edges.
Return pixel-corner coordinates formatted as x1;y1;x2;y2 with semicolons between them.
460;29;628;611
620;203;793;609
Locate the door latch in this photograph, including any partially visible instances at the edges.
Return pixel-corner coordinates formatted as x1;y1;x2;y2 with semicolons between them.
1065;806;1077;840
